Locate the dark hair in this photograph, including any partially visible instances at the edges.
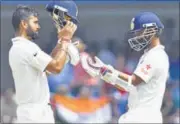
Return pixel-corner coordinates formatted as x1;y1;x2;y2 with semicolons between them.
12;5;39;31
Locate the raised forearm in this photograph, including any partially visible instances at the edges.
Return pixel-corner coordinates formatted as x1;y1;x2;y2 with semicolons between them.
50;43;62;58
46;42;69;74
51;43;68;59
46;20;77;74
52;42;68;65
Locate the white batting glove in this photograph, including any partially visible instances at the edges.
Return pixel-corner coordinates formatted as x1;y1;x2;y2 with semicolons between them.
85;56;114;77
80;55;101;77
67;42;80;66
80;55;115;78
81;56;120;85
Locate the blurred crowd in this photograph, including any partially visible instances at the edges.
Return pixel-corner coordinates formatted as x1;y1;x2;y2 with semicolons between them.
1;19;179;123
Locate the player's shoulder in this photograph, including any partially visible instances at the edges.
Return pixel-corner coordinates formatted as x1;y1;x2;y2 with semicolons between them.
9;38;41;59
147;45;168;59
146;45;169;67
11;37;39;48
11;37;40;52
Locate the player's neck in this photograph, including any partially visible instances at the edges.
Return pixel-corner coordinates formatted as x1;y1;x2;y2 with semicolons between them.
15;31;32;41
149;38;161;49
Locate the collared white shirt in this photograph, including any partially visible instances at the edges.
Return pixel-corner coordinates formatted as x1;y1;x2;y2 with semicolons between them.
128;45;169;110
9;37;52;105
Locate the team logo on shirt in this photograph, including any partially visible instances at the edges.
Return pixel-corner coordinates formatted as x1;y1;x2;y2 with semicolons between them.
141;64;151;75
33;52;38;57
146;64;151;70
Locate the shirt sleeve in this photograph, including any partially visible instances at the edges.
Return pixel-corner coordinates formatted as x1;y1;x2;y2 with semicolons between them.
133;54;157;83
26;48;52;72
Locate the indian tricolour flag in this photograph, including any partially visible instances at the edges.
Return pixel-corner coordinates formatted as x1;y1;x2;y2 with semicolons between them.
53;95;112;123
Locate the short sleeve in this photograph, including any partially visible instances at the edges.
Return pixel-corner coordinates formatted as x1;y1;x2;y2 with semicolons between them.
134;54;156;83
27;49;52;72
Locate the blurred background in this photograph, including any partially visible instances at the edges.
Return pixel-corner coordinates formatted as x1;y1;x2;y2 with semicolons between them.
1;1;179;123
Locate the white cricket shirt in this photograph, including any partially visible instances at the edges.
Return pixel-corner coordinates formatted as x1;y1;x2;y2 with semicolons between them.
9;37;52;105
128;45;169;110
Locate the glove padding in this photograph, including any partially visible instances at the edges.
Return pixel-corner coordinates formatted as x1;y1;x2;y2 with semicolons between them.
67;43;80;66
81;55;102;77
80;55;112;77
80;55;119;85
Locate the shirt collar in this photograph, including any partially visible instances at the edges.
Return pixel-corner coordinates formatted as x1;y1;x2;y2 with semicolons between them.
144;44;165;53
11;36;31;43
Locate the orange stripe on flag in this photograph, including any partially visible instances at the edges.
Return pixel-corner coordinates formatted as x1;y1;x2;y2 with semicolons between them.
53;95;110;113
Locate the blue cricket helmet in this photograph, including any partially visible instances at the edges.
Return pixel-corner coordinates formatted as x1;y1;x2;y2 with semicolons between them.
46;0;78;28
128;12;164;51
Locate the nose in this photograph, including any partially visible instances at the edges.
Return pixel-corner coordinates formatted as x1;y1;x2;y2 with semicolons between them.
37;24;41;30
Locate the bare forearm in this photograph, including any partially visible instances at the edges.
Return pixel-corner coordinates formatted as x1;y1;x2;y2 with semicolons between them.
46;42;69;74
45;19;77;74
50;44;60;57
51;42;66;58
52;43;68;64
